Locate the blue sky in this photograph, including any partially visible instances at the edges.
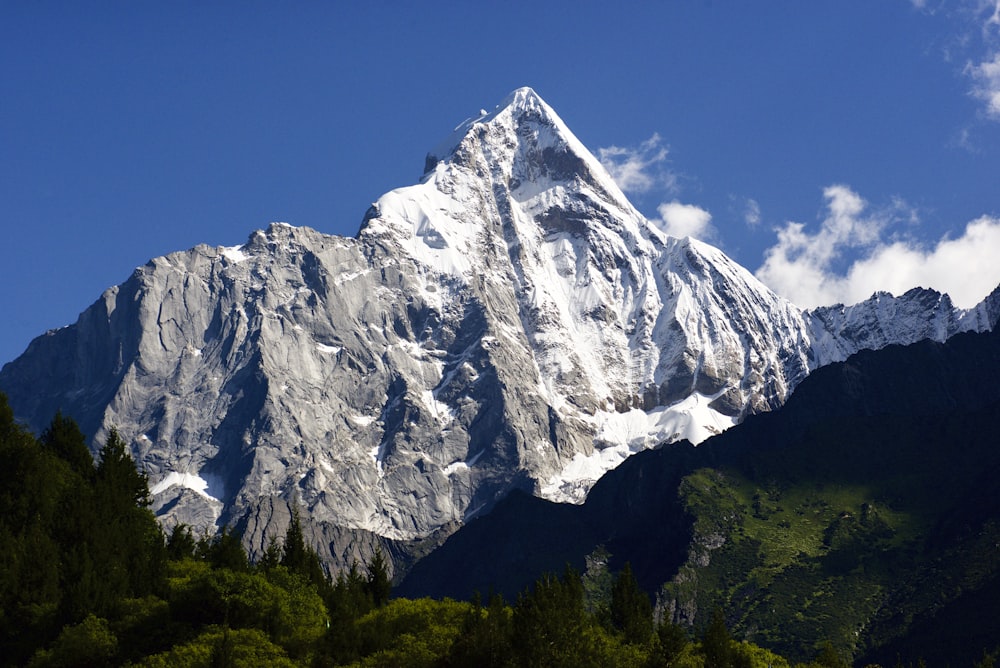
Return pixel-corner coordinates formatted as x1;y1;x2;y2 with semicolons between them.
3;1;1000;366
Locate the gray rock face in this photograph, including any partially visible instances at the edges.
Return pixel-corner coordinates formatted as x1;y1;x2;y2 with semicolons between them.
807;286;1000;365
2;87;997;572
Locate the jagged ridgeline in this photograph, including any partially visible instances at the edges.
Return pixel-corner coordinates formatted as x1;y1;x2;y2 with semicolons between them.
1;87;998;574
399;326;1000;665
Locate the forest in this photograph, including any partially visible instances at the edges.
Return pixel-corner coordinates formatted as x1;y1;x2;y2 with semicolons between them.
0;391;994;667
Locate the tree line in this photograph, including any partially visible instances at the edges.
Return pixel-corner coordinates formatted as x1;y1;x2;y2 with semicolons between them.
3;392;992;667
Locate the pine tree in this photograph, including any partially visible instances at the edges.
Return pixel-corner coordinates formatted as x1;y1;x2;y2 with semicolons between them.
0;404;66;663
323;562;369;664
512;565;589;667
95;428;150;507
166;524;197;561
609;562;653;645
41;411;94;478
257;535;283;571
280;506;327;590
198;527;249;572
365;547;392;608
90;428;165;609
815;640;850;668
650;619;690;667
702;607;733;668
328;560;372;619
0;392;16;441
280;507;309;573
449;591;513;667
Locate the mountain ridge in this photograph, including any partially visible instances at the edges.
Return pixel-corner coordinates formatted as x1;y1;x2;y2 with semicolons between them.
397;325;1000;664
1;87;997;572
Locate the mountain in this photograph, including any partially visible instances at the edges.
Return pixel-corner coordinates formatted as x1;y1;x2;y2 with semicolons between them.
1;87;997;572
398;325;1000;665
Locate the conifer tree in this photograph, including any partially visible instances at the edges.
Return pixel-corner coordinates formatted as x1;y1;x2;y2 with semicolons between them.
610;562;653;645
650;619;690;667
257;535;283;571
334;561;372;617
449;591;513;667
365;546;392;608
280;505;327;591
280;507;309;573
95;428;150;507
702;607;733;668
90;427;164;608
512;565;589;667
0;400;67;663
0;392;16;441
323;561;369;663
41;411;94;478
166;524;197;561
815;639;850;668
198;527;249;572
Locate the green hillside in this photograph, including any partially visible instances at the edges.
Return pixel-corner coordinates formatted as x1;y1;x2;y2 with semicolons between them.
401;329;1000;665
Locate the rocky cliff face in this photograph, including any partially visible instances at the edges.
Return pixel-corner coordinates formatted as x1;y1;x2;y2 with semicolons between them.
1;88;997;571
806;285;1000;366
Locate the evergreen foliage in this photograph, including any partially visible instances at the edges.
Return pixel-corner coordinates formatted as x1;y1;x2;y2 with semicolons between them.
322;561;370;664
365;546;392;608
3;390;998;666
40;411;93;479
258;535;283;571
96;427;151;508
511;565;588;667
649;620;690;667
279;507;309;573
703;607;734;668
166;524;197;561
0;400;167;664
610;562;654;645
198;527;249;573
448;592;513;667
279;506;328;594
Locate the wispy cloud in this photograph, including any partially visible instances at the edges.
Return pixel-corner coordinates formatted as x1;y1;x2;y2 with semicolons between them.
755;184;1000;309
910;0;1000;123
946;0;1000;120
744;198;762;228
968;51;1000;117
597;133;676;194
599;134;715;239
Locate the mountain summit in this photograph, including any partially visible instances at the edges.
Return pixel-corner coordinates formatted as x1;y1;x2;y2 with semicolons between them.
1;88;997;570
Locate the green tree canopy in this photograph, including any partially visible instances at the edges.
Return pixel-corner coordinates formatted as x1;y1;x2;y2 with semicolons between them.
41;411;94;479
610;562;653;645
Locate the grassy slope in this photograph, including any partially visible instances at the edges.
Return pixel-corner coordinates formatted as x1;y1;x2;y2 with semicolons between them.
662;398;1000;664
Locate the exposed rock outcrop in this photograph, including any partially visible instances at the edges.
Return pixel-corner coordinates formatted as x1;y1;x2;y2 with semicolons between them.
2;87;996;571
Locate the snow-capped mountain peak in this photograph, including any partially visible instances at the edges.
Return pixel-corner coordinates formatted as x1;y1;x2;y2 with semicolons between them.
2;88;996;571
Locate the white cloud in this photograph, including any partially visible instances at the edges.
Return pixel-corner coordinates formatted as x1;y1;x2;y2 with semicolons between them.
842;216;1000;306
986;0;1000;27
914;0;1000;121
968;51;1000;117
597;133;674;194
744;198;761;227
755;185;1000;309
959;0;1000;119
651;201;714;240
598;133;712;240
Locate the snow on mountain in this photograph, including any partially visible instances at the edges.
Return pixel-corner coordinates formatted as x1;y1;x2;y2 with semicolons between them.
1;87;997;569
